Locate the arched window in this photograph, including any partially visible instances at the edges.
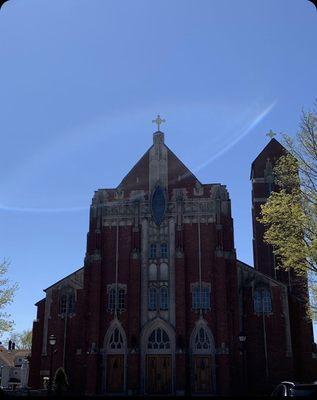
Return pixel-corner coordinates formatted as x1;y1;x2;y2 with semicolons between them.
193;327;211;352
151;186;166;225
108;328;124;350
160;263;168;281
150;243;157;259
149;264;157;281
254;287;272;313
148;287;157;311
160;286;168;310
148;328;170;350
160;243;168;258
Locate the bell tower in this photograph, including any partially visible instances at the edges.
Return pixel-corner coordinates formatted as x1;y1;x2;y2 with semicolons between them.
250;137;287;278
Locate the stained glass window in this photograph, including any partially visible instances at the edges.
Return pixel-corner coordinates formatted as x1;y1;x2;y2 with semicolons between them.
109;328;124;350
149;243;157;259
148;328;170;350
161;243;168;258
109;288;116;311
192;286;211;310
192;287;200;310
59;288;75;315
118;288;125;310
201;286;210;309
108;287;126;312
194;327;211;351
148;287;157;311
254;287;272;313
151;186;166;225
160;286;168;310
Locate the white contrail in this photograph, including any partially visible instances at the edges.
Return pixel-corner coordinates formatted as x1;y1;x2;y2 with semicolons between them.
0;100;276;213
192;100;277;173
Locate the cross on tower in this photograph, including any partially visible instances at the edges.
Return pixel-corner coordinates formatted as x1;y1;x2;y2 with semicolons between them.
152;114;165;131
266;129;276;139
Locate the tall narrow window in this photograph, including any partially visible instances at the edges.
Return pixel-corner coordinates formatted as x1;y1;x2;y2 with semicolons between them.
150;243;157;259
160;286;168;310
254;287;272;313
59;287;76;315
161;243;168;258
68;292;75;314
148;287;157;311
192;285;211;310
109;288;116;311
60;294;67;314
118;288;125;310
201;286;210;309
192;287;200;310
108;286;126;312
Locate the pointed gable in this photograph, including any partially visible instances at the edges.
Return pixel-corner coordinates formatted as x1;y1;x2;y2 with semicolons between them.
251;138;288;179
119;149;150;193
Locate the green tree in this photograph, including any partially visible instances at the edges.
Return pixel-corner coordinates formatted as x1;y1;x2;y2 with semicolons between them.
259;104;317;317
0;260;18;335
9;329;32;350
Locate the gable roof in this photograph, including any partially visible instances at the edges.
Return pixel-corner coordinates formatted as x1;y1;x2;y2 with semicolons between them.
0;346;30;367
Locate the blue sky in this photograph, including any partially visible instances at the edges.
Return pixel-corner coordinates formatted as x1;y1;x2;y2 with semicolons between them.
0;0;316;338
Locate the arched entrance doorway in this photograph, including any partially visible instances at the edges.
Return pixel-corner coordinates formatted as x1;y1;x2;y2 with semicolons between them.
141;319;175;395
103;320;127;394
190;320;216;394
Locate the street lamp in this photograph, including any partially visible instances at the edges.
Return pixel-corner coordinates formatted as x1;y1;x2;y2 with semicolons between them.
48;334;56;396
238;332;247;394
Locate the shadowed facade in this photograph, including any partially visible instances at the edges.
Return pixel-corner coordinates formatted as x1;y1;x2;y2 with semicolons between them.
29;130;316;395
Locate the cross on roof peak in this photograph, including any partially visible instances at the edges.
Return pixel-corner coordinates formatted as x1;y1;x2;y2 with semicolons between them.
266;129;276;139
152;114;165;131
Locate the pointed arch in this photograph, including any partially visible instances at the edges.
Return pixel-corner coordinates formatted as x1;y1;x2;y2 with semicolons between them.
103;319;127;394
104;318;127;354
140;318;175;394
140;317;175;354
190;319;216;394
190;318;215;354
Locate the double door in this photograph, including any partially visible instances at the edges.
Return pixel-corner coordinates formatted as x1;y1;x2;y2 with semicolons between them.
193;355;213;393
147;355;172;394
106;355;124;393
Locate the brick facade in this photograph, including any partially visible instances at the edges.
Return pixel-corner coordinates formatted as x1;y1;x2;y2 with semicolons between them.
29;133;316;395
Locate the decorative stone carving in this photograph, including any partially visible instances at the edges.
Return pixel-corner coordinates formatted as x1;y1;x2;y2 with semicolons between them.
194;181;204;196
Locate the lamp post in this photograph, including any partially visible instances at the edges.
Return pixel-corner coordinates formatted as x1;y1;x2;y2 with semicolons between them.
238;332;247;394
48;334;56;396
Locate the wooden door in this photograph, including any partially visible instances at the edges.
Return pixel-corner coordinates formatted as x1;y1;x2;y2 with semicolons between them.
193;355;212;393
147;355;172;394
106;354;124;393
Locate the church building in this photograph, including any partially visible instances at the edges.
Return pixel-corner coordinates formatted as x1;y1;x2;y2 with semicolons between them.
29;120;316;395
